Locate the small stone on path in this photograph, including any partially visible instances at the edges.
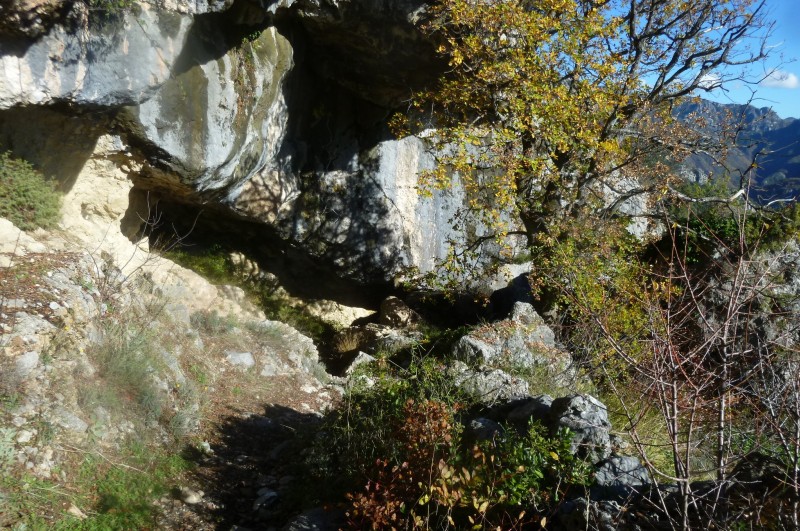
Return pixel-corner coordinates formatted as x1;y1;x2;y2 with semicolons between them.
178;486;204;505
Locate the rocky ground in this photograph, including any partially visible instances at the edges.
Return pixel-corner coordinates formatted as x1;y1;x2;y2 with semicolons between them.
0;214;607;530
153;374;339;530
0;218;349;529
7;214;775;530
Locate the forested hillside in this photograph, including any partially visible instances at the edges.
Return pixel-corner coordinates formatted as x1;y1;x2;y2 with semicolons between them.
677;99;800;202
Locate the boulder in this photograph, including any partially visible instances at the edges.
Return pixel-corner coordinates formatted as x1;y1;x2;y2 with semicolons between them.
335;323;423;356
14;351;40;380
467;417;503;441
594;455;650;489
449;361;530;405
258;320;322;376
506;394;553;428
344;352;375;376
0;218;47;260
52;407;89;433
225;351;256;370
282;506;345;531
453;303;574;385
379;296;422;328
730;452;787;490
549;394;612;463
556;497;627;531
295;0;441;106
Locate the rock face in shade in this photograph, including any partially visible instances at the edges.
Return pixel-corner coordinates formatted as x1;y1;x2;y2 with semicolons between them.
549;394;613;463
0;0;511;290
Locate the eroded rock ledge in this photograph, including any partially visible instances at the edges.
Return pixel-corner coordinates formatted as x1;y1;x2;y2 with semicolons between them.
0;0;489;295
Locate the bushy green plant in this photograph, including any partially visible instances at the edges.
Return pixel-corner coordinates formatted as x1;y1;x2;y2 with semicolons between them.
344;398;591;530
428;423;591;528
306;357;472;500
0;151;61;231
307;356;592;529
346;398;460;529
533;215;651;383
667;180;800;265
162;244;234;285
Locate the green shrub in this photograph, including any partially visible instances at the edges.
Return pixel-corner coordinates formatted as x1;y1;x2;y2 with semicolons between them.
345;399;592;529
86;0;136;18
0;151;61;231
428;422;592;527
307;356;593;529
162;244;233;285
306;356;472;499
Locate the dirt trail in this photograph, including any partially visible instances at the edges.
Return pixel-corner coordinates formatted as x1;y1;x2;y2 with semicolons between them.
154;373;339;530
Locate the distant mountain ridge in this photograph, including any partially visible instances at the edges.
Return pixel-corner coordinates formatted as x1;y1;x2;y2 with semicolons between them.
675;99;800;203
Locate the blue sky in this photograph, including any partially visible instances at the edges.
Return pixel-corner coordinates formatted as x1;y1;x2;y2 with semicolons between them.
702;1;800;118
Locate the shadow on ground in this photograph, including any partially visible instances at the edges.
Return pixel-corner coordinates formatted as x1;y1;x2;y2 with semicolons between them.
183;403;345;530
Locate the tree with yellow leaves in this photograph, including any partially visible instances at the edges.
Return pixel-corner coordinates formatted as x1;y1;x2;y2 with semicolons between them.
397;0;771;282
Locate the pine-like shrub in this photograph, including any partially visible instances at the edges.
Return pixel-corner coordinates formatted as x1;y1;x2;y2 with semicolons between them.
0;152;61;231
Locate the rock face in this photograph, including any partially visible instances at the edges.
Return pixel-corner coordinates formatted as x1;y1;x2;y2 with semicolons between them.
0;0;488;293
550;394;613;463
0;5;194;108
450;360;530;404
594;456;650;489
124;20;293;200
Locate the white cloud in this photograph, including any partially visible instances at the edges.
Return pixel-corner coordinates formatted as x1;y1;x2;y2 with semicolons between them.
698;73;721;90
760;70;799;89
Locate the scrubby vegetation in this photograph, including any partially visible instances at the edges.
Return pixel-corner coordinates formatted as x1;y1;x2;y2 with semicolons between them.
0;152;61;231
162;244;335;343
306;356;592;529
1;441;192;530
3;0;799;527
536;192;800;526
384;0;800;524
